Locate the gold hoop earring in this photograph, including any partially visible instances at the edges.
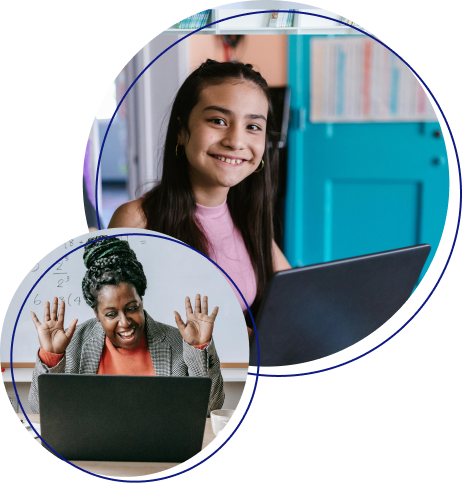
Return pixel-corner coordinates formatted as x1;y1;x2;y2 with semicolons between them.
254;159;264;173
175;143;180;158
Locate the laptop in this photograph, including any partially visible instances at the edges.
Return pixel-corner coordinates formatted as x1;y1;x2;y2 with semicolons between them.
38;374;212;462
249;244;431;367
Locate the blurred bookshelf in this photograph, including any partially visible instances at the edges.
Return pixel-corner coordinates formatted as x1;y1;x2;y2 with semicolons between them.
164;8;357;36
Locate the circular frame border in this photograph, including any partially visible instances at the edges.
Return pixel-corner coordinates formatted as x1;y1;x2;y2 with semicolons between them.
10;234;260;482
95;16;462;377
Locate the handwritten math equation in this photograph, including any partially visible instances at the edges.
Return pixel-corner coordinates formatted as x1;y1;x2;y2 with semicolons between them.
29;236;148;308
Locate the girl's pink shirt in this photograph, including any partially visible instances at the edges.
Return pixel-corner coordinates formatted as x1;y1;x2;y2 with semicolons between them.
195;199;257;312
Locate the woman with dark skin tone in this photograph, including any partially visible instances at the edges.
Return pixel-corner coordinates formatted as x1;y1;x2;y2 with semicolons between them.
28;236;224;414
31;292;217;354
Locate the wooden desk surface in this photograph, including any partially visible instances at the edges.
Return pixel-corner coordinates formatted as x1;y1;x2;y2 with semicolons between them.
19;414;216;477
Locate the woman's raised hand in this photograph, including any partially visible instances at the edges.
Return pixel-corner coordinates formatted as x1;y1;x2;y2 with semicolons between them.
174;294;218;347
31;297;78;354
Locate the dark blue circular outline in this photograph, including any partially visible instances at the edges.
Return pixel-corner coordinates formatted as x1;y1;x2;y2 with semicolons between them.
10;233;259;482
93;12;461;376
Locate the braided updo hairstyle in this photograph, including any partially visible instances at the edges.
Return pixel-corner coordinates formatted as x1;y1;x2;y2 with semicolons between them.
82;236;147;308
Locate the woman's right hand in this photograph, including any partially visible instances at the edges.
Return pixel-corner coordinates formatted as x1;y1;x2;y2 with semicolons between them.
31;297;78;354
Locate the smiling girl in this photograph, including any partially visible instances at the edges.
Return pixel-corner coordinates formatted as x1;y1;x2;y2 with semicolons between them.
109;60;291;328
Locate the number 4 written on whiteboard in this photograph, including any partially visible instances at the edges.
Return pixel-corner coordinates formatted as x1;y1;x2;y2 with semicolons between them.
32;294;81;307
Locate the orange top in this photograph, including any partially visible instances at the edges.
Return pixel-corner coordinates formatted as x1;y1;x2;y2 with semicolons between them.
97;330;155;376
38;331;209;375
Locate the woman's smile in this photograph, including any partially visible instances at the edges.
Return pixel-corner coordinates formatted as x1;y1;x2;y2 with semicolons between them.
94;282;146;350
117;327;136;342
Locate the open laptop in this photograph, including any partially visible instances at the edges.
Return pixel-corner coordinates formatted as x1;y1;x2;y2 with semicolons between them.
249;244;431;367
38;374;211;462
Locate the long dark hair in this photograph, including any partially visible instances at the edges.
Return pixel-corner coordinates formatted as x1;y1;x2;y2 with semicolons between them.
141;60;279;312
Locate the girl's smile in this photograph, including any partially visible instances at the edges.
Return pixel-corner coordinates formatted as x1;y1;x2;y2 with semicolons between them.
209;153;248;165
178;81;268;203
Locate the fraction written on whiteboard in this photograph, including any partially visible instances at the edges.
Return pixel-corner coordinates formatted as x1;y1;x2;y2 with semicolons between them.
29;235;152;311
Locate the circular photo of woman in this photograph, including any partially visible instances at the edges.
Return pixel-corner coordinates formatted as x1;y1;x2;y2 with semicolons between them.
2;229;249;477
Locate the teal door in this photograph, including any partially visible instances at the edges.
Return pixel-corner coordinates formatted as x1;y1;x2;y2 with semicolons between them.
285;35;449;280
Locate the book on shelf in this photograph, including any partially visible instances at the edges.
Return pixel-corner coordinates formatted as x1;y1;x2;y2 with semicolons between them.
199;10;211;29
268;9;295;28
288;10;295;27
268;12;280;27
171;10;211;29
340;16;359;27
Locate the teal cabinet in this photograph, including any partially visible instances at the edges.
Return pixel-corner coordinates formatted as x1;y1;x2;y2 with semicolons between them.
285;35;449;280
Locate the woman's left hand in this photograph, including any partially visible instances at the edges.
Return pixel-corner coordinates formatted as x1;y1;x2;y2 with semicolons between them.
174;294;218;346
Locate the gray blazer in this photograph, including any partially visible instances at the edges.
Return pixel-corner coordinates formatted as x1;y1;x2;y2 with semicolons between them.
28;312;224;415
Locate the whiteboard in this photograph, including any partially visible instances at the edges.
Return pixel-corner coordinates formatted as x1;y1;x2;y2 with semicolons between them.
1;228;249;364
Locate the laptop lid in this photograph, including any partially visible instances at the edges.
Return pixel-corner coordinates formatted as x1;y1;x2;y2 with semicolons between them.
249;244;431;367
38;374;212;462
